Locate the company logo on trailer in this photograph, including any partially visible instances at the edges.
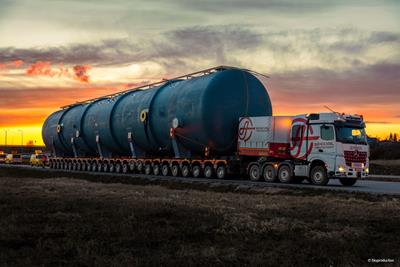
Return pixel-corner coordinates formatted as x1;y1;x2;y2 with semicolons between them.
290;118;319;160
239;117;255;142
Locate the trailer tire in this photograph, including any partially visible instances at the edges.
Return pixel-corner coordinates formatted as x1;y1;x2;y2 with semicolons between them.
249;164;261;181
97;162;102;172
216;165;226;179
144;164;152;175
263;164;276;182
204;165;213;178
102;163;109;172
153;164;160;175
109;163;115;173
310;166;329;186
278;164;293;183
115;163;121;173
162;164;169;176
339;178;357;186
192;165;202;178
122;163;129;174
171;165;180;177
181;165;190;177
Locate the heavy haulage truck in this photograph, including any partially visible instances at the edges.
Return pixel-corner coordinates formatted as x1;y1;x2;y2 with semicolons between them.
43;66;369;186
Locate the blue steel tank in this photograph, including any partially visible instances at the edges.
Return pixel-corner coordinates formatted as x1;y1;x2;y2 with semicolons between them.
42;67;272;158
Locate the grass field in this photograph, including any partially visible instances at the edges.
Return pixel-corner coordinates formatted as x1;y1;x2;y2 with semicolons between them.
0;168;399;266
370;160;400;176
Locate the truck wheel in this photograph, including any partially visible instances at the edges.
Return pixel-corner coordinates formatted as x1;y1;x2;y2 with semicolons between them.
310;166;329;185
249;164;261;181
263;165;276;182
122;163;128;174
162;164;169;176
144;164;152;175
278;165;293;183
181;165;190;177
204;165;213;178
192;165;202;178
171;165;180;177
153;164;160;175
339;178;357;186
216;165;226;179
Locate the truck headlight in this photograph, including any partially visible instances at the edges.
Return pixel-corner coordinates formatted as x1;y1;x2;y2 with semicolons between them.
365;167;369;174
338;166;345;172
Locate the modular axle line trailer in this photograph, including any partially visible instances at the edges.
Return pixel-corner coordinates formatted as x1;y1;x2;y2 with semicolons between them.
44;66;369;186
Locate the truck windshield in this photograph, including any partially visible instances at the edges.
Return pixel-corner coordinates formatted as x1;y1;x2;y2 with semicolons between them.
335;126;367;144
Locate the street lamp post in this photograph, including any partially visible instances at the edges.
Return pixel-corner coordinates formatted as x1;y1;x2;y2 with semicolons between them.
18;130;24;146
2;129;8;146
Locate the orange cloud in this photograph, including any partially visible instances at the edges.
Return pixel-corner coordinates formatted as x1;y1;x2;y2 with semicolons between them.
25;61;92;83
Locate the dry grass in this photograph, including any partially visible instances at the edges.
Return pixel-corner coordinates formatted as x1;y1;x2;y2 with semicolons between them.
0;169;400;266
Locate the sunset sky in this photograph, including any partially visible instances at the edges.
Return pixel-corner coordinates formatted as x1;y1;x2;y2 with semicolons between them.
0;0;399;145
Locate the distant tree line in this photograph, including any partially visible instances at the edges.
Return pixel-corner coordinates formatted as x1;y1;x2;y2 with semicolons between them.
369;133;400;159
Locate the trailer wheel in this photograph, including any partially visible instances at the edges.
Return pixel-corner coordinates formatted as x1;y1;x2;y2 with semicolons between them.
91;162;97;172
216;165;226;179
180;165;189;177
72;162;77;171
97;162;102;172
76;162;81;171
115;163;122;173
129;162;135;172
136;161;143;173
162;164;169;176
204;165;213;179
122;163;129;174
192;165;202;178
249;164;261;181
263;164;276;182
171;165;180;177
108;163;114;173
144;164;152;175
339;178;357;186
310;166;329;185
278;164;293;183
102;163;108;172
68;162;72;170
153;164;160;175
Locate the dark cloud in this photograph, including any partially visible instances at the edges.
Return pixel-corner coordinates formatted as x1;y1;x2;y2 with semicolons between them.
0;25;261;69
268;62;400;106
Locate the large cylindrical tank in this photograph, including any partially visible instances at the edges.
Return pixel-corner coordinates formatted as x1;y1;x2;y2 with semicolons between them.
42;68;272;158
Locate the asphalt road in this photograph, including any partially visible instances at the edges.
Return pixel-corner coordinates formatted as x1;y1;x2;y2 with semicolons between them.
1;164;400;196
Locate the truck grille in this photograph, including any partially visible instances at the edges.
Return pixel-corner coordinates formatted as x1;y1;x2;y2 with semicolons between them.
344;151;367;166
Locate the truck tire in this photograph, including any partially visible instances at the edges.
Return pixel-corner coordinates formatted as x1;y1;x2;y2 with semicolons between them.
263;164;277;182
310;166;329;186
339;178;357;186
249;164;261;181
278;164;293;183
